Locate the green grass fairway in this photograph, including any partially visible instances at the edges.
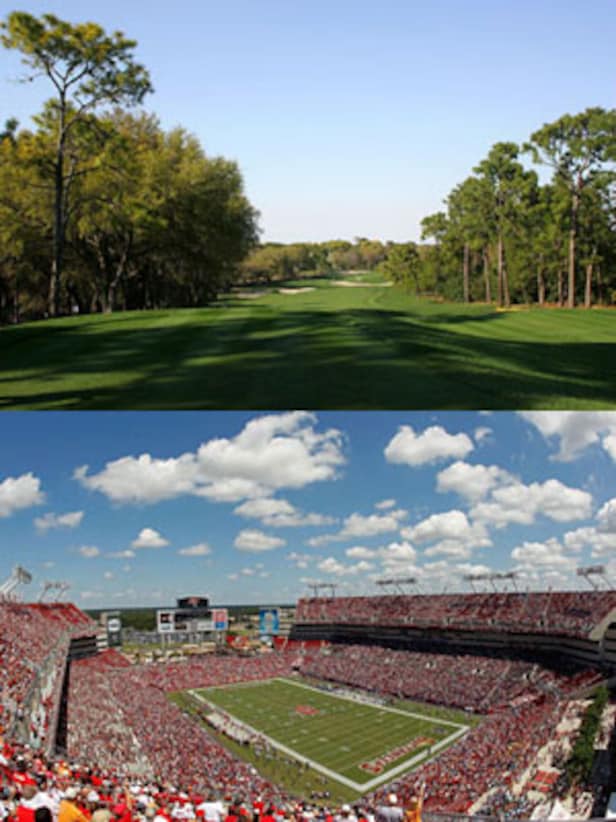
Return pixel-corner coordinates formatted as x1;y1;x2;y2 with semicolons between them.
190;677;468;793
1;274;615;408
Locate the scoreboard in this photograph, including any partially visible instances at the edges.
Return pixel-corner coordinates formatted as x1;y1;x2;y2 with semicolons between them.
156;601;228;635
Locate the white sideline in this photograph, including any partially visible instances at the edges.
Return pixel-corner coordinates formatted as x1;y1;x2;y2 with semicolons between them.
189;678;469;793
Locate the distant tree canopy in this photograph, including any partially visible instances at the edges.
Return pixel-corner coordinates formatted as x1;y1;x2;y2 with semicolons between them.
0;11;259;323
239;237;388;285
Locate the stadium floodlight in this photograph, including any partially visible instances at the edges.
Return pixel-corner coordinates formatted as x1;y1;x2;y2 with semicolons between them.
39;581;71;602
307;582;337;598
463;571;518;593
376;577;418;594
463;573;490;593
0;565;33;600
492;571;519;592
577;565;607;590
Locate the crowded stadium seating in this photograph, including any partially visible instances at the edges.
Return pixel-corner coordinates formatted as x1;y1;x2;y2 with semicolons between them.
294;591;616;640
298;645;603;712
1;595;614;822
0;602;97;747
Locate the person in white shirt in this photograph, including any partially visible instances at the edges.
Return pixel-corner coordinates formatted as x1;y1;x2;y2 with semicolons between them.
196;795;226;822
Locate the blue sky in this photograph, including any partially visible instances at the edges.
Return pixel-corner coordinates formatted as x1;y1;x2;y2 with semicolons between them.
2;411;616;608
1;1;614;242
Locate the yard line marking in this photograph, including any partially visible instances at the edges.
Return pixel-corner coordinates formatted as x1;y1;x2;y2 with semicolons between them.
189;681;469;792
273;678;467;729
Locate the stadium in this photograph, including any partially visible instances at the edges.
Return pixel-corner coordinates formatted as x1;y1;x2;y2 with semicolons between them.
2;565;616;822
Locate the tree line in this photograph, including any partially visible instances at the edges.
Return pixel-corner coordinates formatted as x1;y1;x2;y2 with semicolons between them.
0;12;259;323
565;684;608;787
240;238;388;283
241;109;616;310
415;109;616;308
2;12;614;322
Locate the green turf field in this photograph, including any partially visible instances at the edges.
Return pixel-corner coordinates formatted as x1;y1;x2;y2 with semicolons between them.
190;677;468;792
1;273;615;409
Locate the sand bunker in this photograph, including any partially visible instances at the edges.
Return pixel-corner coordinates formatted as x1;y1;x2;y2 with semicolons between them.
235;290;269;299
278;287;315;294
331;279;393;288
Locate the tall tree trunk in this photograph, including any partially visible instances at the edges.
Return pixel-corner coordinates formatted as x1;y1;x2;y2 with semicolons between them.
497;233;505;307
568;191;579;308
49;100;67;318
597;265;603;305
13;267;19;324
584;260;593;309
105;242;131;314
557;268;564;307
502;258;510;308
482;248;491;303
463;242;470;303
537;268;545;307
49;155;64;317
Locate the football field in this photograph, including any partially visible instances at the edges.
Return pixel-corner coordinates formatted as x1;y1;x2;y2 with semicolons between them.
190;677;468;792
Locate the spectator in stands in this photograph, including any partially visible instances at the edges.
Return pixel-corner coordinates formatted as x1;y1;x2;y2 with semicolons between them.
58;788;89;822
375;795;402;822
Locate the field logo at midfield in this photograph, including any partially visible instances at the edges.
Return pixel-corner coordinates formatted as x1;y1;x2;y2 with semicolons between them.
360;737;435;774
295;704;320;716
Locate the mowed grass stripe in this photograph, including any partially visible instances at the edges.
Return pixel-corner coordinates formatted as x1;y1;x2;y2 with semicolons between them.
1;273;616;409
197;678;462;784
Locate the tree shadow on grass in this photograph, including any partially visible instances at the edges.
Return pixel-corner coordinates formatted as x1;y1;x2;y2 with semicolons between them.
0;306;614;409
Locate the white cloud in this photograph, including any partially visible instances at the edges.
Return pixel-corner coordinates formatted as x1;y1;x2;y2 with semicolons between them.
318;557;374;576
604;435;616;461
0;473;44;518
378;540;418;572
406;510;491;560
471;479;592;527
234;497;335;528
346;546;378;559
103;571;114;580
107;549;136;559
74;412;345;504
35;510;84;533
178;543;211;557
286;552;313;568
375;499;397;510
597;498;616;533
474;426;493;444
564;526;616;557
131;528;169;549
308;509;407;546
436;461;512;502
511;538;577;572
78;545;100;558
384;425;473;467
234;529;286;553
520;411;616;462
563;497;616;558
339;541;420;578
408;510;488;544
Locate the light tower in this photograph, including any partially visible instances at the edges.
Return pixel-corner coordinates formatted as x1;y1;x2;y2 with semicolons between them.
39;581;71;602
375;577;419;594
0;565;32;600
307;582;337;598
577;565;608;590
